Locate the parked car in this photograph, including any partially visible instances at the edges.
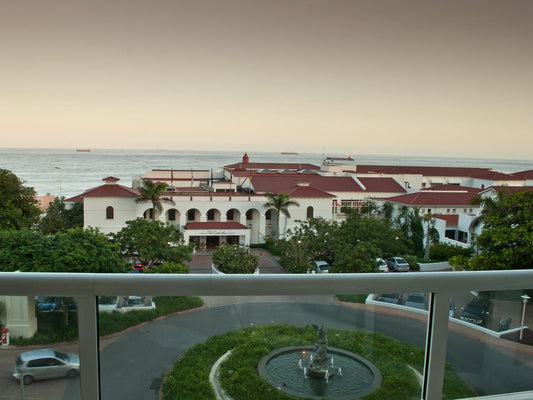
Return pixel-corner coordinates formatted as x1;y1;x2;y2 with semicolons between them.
35;297;76;312
460;297;491;327
310;260;331;273
385;257;410;272
405;293;427;310
377;293;402;304
13;349;80;385
376;258;389;272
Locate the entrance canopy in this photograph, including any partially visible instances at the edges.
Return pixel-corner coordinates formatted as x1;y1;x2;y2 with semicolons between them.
183;222;250;250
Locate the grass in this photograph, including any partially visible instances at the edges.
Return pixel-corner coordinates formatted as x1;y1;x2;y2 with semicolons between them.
162;325;477;400
11;296;203;346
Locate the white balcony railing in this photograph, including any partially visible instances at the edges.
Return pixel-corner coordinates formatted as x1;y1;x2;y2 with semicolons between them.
1;269;533;400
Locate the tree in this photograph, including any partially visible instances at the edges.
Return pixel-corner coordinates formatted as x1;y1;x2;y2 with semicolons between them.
394;205;424;256
136;179;175;219
111;218;193;268
38;197;84;234
333;209;407;273
262;192;299;239
0;169;41;230
282;217;338;272
212;245;259;274
470;190;533;270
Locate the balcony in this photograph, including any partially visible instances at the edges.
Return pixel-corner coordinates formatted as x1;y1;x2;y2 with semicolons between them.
1;270;533;400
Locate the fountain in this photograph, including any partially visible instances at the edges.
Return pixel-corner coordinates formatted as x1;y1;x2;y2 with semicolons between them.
258;325;382;399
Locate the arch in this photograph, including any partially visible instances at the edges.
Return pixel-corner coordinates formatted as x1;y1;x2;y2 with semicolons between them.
306;206;314;219
143;208;157;221
166;208;181;226
186;208;201;223
106;206;114;220
226;208;241;222
206;208;221;222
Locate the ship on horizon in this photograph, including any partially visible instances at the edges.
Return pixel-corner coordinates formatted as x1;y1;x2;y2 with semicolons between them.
76;148;91;152
281;151;299;155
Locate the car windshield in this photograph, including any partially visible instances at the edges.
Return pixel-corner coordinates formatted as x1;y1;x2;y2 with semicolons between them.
54;351;69;362
396;258;408;264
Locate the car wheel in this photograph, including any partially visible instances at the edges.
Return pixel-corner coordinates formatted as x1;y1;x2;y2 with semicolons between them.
23;375;34;385
66;369;78;378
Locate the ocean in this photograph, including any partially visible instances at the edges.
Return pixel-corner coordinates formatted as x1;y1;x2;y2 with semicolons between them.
1;148;532;198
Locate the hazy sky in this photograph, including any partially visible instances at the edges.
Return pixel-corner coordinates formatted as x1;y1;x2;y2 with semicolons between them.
1;0;532;159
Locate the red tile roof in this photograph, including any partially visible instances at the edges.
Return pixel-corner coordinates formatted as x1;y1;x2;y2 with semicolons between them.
357;177;406;193
422;184;480;193
356;165;519;181
485;185;533;196
288;186;335;198
65;183;140;201
183;222;248;230
511;170;533;180
225;162;320;172
249;173;363;194
434;214;459;226
385;191;479;206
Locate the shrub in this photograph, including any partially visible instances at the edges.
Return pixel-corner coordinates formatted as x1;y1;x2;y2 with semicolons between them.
212;245;259;274
429;243;473;261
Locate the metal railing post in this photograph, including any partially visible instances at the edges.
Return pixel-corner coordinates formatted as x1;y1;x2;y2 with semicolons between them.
422;292;451;400
77;295;100;400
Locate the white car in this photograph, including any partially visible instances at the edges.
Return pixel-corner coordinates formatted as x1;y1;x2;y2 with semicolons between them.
376;258;389;272
310;260;331;273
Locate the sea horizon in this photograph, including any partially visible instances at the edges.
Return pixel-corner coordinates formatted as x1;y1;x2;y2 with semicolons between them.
1;147;532;199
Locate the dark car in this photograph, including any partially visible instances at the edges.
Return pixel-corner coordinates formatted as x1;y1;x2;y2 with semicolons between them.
35;297;76;312
460;297;492;327
385;257;410;272
405;292;427;310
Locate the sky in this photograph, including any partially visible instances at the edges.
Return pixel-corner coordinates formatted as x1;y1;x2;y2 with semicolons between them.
1;0;532;159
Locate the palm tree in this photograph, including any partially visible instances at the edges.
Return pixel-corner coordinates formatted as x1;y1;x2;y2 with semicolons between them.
136;179;175;220
263;192;300;239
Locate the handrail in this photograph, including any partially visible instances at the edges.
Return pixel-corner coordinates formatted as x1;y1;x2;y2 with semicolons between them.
1;270;533;296
2;269;533;400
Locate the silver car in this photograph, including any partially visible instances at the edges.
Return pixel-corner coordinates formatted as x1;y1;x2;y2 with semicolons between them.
13;349;80;385
385;257;410;272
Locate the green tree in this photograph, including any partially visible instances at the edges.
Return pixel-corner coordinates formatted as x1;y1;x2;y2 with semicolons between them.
470;190;533;270
143;262;189;274
333;210;407;273
38;197;84;234
136;179;175;219
0;169;41;230
281;217;338;272
394;205;424;255
38;197;67;234
212;245;259;274
112;218;192;268
262;192;299;239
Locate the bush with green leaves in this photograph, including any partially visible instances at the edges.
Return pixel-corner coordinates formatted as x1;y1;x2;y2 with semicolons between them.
429;243;473;262
212;245;259;274
143;262;189;274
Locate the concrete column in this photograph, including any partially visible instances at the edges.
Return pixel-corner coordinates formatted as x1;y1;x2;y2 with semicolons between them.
0;296;37;338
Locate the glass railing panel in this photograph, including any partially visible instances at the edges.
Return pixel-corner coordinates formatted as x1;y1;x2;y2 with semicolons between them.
445;288;533;398
98;292;433;399
0;295;81;400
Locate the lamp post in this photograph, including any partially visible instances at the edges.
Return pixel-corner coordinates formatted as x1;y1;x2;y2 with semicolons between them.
55;167;62;198
520;294;530;341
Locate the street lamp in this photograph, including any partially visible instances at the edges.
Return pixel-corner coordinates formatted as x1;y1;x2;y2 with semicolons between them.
55;167;62;198
520;294;530;341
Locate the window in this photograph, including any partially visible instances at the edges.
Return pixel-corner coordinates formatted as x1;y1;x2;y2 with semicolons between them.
106;206;114;220
246;210;253;220
307;206;314;219
447;209;450;213
168;209;176;221
265;210;272;220
227;209;234;220
422;183;427;188
207;209;215;220
187;209;195;221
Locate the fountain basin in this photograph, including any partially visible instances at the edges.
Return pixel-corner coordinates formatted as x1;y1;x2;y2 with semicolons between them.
258;346;382;400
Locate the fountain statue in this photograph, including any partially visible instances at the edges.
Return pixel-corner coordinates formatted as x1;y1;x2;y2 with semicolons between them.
258;325;382;398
